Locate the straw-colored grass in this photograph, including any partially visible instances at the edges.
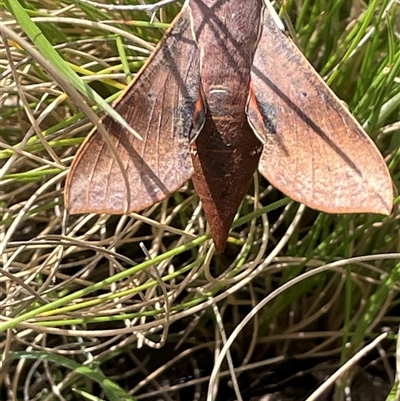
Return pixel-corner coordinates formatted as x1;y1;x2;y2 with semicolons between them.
1;0;399;400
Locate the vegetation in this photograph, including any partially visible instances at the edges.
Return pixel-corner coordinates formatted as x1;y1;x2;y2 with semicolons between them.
1;0;399;400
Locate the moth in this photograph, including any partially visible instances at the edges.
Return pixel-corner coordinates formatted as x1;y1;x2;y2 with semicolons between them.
65;0;393;252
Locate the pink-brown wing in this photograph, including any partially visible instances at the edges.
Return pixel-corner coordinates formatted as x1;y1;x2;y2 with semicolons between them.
247;6;392;214
65;5;200;214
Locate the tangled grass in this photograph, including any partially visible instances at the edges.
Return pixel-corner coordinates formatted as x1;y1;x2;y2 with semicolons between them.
1;0;400;400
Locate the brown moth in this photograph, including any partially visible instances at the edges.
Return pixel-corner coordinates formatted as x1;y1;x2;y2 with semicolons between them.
65;0;393;252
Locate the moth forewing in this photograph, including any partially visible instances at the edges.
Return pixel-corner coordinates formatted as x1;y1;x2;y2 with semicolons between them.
248;4;393;215
65;2;200;215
